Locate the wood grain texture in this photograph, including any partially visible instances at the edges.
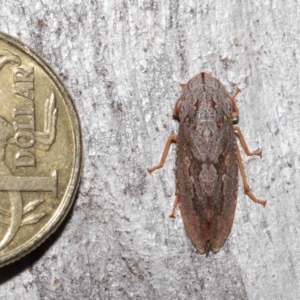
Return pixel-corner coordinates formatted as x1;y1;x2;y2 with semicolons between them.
0;0;299;299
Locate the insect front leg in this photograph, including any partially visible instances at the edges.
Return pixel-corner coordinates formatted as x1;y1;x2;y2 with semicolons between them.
229;87;241;119
147;134;177;173
234;126;266;206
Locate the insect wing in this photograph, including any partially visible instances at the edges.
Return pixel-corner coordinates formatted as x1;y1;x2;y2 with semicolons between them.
176;121;238;253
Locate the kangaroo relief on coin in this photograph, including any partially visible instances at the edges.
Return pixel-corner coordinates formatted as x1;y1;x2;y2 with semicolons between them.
148;72;266;255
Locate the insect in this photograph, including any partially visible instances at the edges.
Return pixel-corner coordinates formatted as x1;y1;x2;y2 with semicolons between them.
148;72;266;255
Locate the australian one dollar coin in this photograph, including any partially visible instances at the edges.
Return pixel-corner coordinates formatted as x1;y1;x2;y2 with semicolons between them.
0;32;82;266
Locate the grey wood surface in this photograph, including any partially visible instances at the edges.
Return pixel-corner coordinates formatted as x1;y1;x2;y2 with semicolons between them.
0;1;299;299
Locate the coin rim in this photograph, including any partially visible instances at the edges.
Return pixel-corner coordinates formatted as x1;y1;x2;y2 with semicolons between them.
0;31;82;267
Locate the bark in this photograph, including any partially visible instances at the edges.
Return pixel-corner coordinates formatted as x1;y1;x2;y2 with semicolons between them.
0;0;299;299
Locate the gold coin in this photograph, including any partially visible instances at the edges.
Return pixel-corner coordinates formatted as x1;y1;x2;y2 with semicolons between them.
0;32;82;267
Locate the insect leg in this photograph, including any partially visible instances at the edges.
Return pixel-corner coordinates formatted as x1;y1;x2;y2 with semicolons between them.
229;88;241;119
169;193;180;219
234;126;262;157
235;144;266;206
147;134;178;173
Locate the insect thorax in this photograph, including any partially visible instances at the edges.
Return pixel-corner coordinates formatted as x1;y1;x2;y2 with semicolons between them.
179;85;233;142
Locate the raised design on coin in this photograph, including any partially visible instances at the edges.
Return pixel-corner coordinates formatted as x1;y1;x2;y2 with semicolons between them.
0;33;81;266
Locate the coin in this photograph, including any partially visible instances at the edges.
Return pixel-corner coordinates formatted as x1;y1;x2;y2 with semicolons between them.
0;32;82;267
